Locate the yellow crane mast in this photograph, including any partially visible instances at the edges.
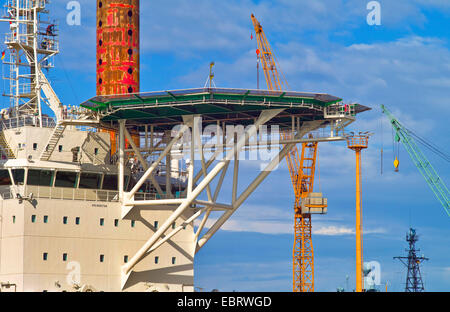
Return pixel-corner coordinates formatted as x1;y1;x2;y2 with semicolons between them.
251;14;323;292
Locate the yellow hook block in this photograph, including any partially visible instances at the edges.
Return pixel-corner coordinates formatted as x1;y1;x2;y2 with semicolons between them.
394;157;399;172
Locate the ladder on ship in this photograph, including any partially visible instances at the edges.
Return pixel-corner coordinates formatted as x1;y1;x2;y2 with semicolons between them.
0;131;15;159
40;123;66;161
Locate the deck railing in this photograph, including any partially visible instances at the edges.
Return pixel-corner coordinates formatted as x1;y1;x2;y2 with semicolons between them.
0;116;56;131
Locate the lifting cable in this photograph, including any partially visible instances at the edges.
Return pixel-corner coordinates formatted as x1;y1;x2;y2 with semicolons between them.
404;126;450;163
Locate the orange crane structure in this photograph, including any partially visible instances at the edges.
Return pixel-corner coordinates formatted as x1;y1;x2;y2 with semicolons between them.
251;14;327;292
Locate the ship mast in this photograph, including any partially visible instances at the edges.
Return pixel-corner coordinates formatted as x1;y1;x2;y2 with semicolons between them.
1;0;62;125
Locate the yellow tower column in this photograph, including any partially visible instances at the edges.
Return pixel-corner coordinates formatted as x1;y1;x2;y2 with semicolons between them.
347;133;370;292
355;148;363;292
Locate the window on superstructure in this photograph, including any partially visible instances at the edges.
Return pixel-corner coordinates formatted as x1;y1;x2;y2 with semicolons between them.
27;169;53;187
54;171;78;188
63;253;67;262
131;220;135;228
63;216;68;224
43;253;48;261
33;143;38;151
0;170;12;185
154;256;159;264
79;173;102;189
114;219;119;227
100;218;104;226
154;221;158;229
58;145;63;152
31;215;36;223
172;257;176;265
12;215;16;224
94;148;99;156
75;217;80;225
102;174;118;191
43;215;48;223
124;256;128;263
12;169;24;185
100;255;104;263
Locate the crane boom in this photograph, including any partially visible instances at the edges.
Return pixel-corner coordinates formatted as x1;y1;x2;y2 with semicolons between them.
251;14;288;91
381;105;450;216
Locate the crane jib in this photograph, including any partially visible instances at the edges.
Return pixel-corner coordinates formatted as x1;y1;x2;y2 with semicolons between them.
381;105;450;217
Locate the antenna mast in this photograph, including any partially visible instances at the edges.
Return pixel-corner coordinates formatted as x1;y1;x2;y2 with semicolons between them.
394;228;429;292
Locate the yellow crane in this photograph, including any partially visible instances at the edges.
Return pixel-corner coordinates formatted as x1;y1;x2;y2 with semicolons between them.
251;14;325;292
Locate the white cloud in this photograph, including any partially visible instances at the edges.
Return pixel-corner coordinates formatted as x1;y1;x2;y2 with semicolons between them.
194;204;387;236
313;225;387;236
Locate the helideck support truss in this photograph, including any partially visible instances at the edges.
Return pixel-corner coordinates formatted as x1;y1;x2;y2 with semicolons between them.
117;108;338;289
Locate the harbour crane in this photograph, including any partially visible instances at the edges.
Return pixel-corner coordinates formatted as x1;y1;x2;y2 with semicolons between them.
251;14;327;292
381;105;449;216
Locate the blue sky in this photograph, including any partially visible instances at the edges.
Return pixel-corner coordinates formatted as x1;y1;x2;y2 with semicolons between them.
1;0;449;292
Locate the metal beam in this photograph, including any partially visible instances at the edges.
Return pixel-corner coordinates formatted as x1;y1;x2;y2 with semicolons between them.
126;124;189;198
122;109;284;276
195;121;323;252
122;126;164;197
118;120;126;201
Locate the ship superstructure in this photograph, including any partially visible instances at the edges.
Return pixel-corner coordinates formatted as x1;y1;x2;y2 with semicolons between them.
0;0;196;292
0;1;368;292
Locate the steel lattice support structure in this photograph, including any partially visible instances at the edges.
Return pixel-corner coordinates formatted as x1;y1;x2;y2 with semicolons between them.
293;214;314;291
80;87;368;291
394;228;429;292
118;108;304;288
283;127;320;292
0;0;63;123
290;142;318;292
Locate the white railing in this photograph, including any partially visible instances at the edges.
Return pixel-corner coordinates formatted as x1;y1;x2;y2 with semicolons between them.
0;185;180;202
0;115;56;130
23;185;119;202
0;185;120;202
